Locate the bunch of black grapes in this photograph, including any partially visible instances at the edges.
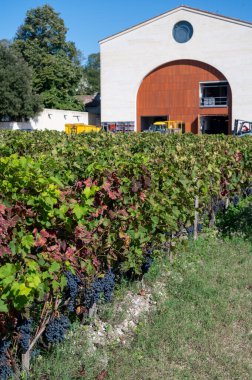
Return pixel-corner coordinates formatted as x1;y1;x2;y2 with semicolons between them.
44;315;70;344
17;318;32;352
0;340;12;380
245;187;252;197
141;244;153;274
185;224;203;237
66;271;82;312
84;270;115;309
213;199;226;214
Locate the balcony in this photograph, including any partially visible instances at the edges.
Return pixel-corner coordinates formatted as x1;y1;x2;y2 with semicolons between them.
200;96;228;107
200;81;228;108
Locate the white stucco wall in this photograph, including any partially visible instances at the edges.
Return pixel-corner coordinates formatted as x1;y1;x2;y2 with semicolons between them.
100;7;252;129
0;109;97;131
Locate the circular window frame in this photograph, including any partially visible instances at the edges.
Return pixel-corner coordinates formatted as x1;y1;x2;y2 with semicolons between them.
173;21;193;43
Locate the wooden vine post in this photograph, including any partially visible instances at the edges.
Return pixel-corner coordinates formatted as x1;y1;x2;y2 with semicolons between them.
194;195;199;240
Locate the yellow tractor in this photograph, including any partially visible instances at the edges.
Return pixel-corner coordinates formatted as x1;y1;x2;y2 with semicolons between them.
65;123;102;134
148;120;185;134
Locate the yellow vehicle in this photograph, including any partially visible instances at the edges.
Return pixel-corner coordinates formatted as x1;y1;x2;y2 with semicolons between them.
148;120;185;134
65;123;102;134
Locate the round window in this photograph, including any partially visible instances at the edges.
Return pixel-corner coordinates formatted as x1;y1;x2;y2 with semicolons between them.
173;21;193;43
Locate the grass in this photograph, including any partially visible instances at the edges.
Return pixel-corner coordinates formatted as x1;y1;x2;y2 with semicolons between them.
30;236;252;380
107;237;252;380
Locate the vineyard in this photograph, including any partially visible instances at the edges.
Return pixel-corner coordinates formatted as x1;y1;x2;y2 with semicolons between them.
0;130;251;378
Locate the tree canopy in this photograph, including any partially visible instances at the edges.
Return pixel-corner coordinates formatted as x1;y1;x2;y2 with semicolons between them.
14;5;83;111
0;41;42;121
78;53;100;95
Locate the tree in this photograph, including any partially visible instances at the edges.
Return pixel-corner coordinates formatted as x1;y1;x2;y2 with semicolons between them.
0;41;42;121
78;53;100;95
14;5;83;110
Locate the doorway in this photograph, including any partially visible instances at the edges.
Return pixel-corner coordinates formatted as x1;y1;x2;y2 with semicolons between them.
200;115;229;135
140;115;168;131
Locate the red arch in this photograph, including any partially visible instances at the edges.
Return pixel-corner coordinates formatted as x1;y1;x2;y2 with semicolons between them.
137;59;232;133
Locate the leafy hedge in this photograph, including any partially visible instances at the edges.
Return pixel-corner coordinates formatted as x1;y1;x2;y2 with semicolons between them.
0;131;251;376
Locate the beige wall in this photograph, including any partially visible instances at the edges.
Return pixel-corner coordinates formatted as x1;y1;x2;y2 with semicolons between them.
0;109;96;131
100;7;252;129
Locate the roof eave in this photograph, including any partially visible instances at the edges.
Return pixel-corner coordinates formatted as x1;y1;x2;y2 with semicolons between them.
99;5;252;45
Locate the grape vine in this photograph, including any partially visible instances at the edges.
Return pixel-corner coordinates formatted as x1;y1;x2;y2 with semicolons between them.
0;130;251;376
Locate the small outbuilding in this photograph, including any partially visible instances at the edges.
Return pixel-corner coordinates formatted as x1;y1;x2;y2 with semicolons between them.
100;6;252;134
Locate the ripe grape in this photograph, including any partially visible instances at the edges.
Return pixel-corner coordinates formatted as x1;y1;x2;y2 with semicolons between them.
186;226;194;236
245;187;252;196
44;315;70;344
0;340;12;380
103;269;115;302
213;199;225;214
197;223;203;233
0;340;10;355
142;256;153;274
17;318;32;352
213;203;219;213
0;364;12;380
84;277;104;309
84;270;115;308
66;271;81;312
233;195;240;206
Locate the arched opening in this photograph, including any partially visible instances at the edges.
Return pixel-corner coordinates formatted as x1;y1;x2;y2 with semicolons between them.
137;59;232;134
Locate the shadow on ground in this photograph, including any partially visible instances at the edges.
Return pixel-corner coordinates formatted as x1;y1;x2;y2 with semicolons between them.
217;199;252;242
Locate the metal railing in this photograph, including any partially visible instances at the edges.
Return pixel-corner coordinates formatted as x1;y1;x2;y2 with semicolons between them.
200;97;228;107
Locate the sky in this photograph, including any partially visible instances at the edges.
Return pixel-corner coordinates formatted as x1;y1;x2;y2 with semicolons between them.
0;0;251;64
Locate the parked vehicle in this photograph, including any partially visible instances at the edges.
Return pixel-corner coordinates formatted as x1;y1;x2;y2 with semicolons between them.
234;119;252;137
147;120;185;134
65;123;102;134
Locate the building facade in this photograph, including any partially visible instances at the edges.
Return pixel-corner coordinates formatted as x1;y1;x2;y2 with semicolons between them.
100;6;252;134
0;109;97;132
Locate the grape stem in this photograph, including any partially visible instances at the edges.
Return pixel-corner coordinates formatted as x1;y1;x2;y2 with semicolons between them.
21;296;61;373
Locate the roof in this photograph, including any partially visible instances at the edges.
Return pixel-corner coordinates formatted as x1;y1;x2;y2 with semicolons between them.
99;5;252;44
76;94;97;105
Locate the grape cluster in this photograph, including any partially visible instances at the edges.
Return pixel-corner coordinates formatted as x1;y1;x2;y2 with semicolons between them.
103;269;115;302
213;199;226;214
186;223;203;236
232;195;240;206
17;318;32;352
185;226;194;236
142;256;153;274
140;243;153;274
245;187;252;196
0;340;12;380
84;278;103;309
44;315;70;344
84;270;115;309
66;271;81;312
197;223;203;233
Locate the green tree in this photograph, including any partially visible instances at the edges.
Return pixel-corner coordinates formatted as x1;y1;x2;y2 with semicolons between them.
0;41;42;121
14;5;83;110
78;53;100;95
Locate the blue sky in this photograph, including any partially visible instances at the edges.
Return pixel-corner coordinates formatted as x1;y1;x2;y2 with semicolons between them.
0;0;251;63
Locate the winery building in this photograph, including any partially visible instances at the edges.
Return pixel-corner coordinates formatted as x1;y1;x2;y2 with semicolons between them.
100;6;252;134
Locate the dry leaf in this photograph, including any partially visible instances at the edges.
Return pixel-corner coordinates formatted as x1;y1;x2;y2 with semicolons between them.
96;369;108;380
